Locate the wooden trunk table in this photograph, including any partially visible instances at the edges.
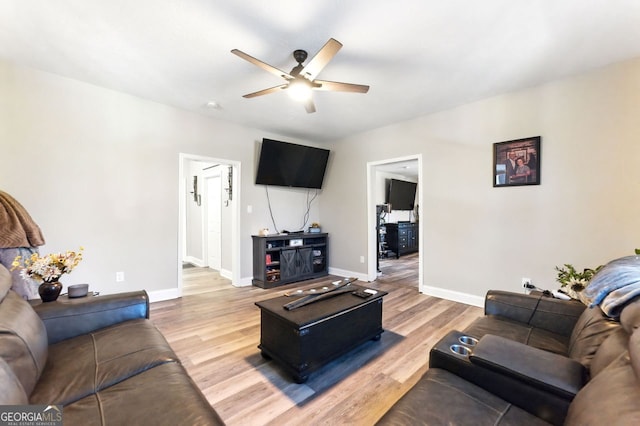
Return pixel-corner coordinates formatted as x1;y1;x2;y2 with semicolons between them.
255;284;387;383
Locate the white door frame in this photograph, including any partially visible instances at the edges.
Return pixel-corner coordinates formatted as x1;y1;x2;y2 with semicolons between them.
366;154;424;292
178;153;241;294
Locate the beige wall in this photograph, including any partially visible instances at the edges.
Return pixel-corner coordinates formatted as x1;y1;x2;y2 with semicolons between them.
323;57;640;303
3;56;639;304
0;60;321;298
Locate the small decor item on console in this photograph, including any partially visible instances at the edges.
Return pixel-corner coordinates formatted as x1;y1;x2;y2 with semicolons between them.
11;247;84;302
353;288;378;298
308;222;321;233
283;277;358;310
38;281;63;303
258;228;269;236
68;283;89;298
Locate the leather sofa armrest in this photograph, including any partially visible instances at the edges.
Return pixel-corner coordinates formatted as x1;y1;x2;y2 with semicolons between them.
428;330;587;425
485;290;586;336
32;291;149;344
470;334;587;400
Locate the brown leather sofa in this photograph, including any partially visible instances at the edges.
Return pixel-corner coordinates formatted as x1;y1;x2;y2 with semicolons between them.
378;290;640;425
0;264;223;425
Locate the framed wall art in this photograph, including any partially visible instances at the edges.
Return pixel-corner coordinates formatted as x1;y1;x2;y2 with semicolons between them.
493;136;541;187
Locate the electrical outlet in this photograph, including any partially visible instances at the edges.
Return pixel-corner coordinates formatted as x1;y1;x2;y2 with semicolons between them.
522;277;532;288
360;256;365;263
116;272;125;282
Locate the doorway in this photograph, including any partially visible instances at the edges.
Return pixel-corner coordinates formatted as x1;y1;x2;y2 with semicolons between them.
178;153;241;296
366;155;423;292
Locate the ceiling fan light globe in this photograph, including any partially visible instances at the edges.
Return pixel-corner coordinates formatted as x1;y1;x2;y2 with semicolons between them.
287;80;312;102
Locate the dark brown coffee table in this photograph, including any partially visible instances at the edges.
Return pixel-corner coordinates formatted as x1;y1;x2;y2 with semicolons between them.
255;284;387;383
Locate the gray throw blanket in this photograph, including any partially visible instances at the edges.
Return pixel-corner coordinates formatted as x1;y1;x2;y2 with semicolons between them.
582;255;640;318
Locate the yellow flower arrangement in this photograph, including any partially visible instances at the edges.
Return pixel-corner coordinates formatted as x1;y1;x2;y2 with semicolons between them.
11;247;84;284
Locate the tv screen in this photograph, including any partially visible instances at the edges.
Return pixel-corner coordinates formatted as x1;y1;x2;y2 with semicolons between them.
386;179;417;211
255;139;330;189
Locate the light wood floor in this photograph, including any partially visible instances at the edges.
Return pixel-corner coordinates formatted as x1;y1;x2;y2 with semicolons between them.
151;255;482;425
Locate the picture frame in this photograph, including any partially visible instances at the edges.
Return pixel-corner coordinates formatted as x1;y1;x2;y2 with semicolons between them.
493;136;541;187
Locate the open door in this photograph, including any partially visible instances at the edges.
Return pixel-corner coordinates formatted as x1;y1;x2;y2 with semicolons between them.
205;173;222;271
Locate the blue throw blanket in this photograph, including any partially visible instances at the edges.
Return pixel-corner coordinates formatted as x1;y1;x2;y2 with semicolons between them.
582;255;640;318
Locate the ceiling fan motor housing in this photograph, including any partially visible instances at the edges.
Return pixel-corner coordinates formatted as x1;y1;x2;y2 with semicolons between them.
293;49;308;64
290;50;308;77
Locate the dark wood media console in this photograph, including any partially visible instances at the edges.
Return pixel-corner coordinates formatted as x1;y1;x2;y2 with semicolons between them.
385;222;418;258
252;233;328;288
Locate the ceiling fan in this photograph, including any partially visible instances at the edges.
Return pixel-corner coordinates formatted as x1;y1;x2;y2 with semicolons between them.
231;38;369;113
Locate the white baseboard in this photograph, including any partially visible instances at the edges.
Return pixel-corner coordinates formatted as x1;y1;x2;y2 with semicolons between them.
147;287;181;303
183;256;204;267
421;285;484;307
149;271;485;308
232;276;253;287
219;268;232;280
328;267;369;283
328;267;483;307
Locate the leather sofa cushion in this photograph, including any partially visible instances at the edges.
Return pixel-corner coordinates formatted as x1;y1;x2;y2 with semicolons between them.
621;298;640;334
0;357;28;405
589;327;629;378
30;319;178;405
61;362;224;426
463;316;569;355
484;291;585;337
632;331;640;385
376;368;550;426
0;290;48;395
565;351;640;425
567;305;620;368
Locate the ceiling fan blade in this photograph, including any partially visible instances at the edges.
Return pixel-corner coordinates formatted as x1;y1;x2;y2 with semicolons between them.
314;80;370;93
301;38;342;80
242;84;287;98
231;49;292;79
304;98;316;113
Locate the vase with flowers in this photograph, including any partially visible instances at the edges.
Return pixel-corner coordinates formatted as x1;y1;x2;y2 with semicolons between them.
11;247;84;302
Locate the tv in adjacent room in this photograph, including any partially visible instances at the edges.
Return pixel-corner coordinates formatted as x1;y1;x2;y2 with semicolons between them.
386;178;417;211
255;139;330;189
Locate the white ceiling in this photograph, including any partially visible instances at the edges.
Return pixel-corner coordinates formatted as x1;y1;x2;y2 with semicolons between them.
375;160;419;180
1;0;640;143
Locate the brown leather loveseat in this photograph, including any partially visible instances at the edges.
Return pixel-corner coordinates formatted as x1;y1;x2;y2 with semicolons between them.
0;264;223;425
378;290;640;425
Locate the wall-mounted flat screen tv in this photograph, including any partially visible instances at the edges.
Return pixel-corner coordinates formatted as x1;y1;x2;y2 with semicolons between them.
386;178;417;211
255;139;330;189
